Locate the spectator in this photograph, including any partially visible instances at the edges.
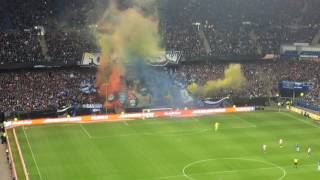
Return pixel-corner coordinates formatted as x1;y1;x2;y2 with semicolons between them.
0;68;100;113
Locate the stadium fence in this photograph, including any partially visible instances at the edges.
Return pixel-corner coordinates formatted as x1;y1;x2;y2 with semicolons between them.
4;107;255;129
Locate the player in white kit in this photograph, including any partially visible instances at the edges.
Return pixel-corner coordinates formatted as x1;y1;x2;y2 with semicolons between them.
279;138;283;148
307;146;311;157
262;144;267;153
295;143;300;152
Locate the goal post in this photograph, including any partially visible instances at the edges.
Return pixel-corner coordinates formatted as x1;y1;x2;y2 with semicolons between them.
142;108;174;119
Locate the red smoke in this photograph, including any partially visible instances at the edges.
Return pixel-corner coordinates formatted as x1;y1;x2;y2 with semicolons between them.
96;56;125;110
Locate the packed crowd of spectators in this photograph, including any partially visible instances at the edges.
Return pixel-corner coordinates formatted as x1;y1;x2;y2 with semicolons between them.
1;0;97;30
0;68;99;113
1;0;99;65
164;0;320;58
170;60;320;101
163;0;206;58
0;31;43;64
1;0;320;64
1;0;320;113
165;25;205;58
0;60;319;113
0;30;98;64
46;31;97;63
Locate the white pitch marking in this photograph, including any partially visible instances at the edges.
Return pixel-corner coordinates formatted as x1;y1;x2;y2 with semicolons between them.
232;115;257;127
182;158;286;180
79;124;92;138
139;174;183;179
91;129;211;139
142;163;316;180
148;166;280;179
191;117;199;122
280;112;319;129
90;125;257;139
23;127;44;180
123;121;129;126
222;126;256;129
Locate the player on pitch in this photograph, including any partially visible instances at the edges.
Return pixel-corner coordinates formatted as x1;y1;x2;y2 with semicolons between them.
307;146;312;157
214;122;219;132
279;138;283;148
262;144;267;153
293;158;299;168
295;143;300;152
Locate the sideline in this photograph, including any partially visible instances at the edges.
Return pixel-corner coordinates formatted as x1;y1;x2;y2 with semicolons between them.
12;128;30;180
22;127;44;180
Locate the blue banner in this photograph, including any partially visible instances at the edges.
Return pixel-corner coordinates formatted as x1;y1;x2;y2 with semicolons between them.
196;97;229;108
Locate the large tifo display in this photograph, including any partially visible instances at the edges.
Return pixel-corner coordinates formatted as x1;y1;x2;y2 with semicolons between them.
81;51;182;66
4;107;255;129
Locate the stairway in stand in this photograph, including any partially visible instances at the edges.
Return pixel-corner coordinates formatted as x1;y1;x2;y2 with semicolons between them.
198;27;211;55
38;34;50;61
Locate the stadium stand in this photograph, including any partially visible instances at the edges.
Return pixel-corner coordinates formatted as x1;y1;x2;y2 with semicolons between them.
1;0;320;64
164;0;320;58
0;60;319;113
0;68;99;113
45;31;97;63
0;31;43;64
2;1;320;180
0;0;319;114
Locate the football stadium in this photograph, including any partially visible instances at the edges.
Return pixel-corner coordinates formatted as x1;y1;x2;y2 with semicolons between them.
1;0;320;180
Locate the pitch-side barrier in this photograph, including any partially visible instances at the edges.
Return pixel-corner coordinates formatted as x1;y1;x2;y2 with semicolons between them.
4;106;255;129
288;106;320;121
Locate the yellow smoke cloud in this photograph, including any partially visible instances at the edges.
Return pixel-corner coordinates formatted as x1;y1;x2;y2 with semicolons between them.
187;82;199;94
94;0;163;64
187;64;246;97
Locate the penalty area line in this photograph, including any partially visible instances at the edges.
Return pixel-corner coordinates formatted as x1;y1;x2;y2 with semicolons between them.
191;117;199;122
232;115;257;128
123;121;129;126
91;129;212;139
90;125;257;139
79;124;92;138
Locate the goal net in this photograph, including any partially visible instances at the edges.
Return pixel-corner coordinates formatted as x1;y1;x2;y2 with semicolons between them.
142;108;173;120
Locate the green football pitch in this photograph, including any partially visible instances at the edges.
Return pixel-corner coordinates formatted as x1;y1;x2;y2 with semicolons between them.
8;111;320;180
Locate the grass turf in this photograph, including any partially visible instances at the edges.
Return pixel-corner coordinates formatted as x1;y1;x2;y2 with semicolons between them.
10;111;320;180
6;129;26;179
